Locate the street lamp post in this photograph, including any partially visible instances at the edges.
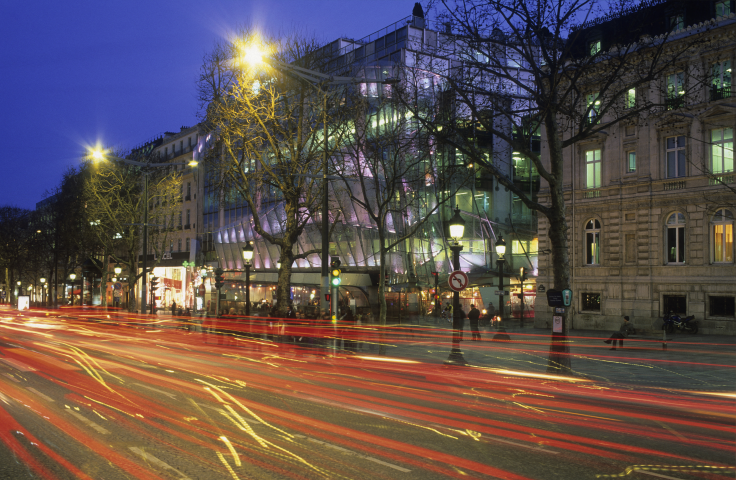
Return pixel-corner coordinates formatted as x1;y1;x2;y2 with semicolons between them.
242;243;254;317
445;206;467;365
114;266;122;308
69;273;76;306
496;236;507;333
40;278;46;306
91;149;197;314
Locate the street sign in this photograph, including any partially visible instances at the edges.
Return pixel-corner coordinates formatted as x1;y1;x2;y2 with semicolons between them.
537;284;546;293
562;289;572;307
555;307;565;314
494;290;509;296
448;271;469;292
546;289;564;307
114;282;122;290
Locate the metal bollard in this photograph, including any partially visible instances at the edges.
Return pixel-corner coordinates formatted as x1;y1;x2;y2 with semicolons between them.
662;328;667;350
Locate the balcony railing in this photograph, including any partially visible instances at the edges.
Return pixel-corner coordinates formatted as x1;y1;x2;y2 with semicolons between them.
583;189;601;198
709;174;735;185
664;180;686;190
184;224;191;230
710;85;732;101
665;95;685;110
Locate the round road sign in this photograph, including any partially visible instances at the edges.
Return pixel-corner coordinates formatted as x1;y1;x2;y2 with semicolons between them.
447;270;469;292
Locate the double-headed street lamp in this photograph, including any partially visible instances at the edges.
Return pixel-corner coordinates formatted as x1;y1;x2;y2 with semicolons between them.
242;242;254;316
40;277;46;305
242;44;397;314
90;149;197;314
445;206;467;366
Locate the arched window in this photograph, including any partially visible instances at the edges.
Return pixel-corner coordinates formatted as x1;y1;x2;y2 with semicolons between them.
712;209;734;263
666;213;685;264
585;219;601;265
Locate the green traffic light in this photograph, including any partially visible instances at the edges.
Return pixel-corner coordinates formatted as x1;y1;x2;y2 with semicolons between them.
331;277;341;286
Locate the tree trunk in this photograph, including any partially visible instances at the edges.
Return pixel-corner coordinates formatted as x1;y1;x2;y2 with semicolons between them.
545;115;572;375
276;245;295;317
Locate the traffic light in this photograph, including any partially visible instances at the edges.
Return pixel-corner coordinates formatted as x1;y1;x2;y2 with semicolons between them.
431;272;438;277
330;257;341;286
214;268;225;290
325;294;331;302
150;276;159;291
519;267;527;283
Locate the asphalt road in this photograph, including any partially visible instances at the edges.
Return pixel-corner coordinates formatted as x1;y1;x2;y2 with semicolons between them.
0;307;734;479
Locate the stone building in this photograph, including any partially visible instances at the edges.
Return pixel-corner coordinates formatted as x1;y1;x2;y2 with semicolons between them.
536;0;736;335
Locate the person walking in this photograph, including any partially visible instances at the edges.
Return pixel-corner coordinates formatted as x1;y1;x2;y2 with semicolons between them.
604;316;636;350
468;304;481;340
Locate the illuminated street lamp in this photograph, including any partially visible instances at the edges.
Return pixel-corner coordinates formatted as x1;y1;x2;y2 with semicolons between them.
90;148;197;314
496;236;507;333
445;206;467;365
40;277;46;305
242;242;254;316
69;273;76;306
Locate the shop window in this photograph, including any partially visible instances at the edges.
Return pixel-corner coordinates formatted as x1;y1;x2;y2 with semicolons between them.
710;296;735;317
711;128;734;174
711;209;734;263
585;219;601;265
582;293;601;311
666;213;686;264
666;136;686;178
663;294;687;315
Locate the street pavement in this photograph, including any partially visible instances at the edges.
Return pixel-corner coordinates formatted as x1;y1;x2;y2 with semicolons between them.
0;305;733;479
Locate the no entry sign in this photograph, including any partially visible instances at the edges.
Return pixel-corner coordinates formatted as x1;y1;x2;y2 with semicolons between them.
448;271;469;292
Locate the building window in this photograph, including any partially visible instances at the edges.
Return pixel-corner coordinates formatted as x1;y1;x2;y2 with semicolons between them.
666;136;686;178
716;0;732;17
585;149;601;188
669;13;684;31
186;238;190;251
666;213;686;264
186;209;191;225
170;241;174;252
711;128;734;174
711;60;732;100
589;39;601;56
710;296;735;317
666;72;685;109
187;182;191;198
178;212;182;227
711;209;734;263
586;92;600;124
585;219;601;265
582;293;601;311
626;88;636;109
663;295;687;315
177;239;182;252
627;151;636;173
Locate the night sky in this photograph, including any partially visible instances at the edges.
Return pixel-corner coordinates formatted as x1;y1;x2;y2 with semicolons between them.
1;0;422;209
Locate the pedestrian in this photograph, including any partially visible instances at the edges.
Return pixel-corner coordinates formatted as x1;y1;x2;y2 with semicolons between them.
455;305;467;340
171;300;177;315
443;302;453;323
604;316;636;350
468;304;481;340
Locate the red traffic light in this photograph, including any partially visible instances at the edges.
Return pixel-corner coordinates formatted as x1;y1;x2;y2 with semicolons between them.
325;294;331;302
431;272;438;277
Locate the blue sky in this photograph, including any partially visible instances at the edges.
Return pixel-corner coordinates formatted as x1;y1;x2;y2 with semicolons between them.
0;0;423;209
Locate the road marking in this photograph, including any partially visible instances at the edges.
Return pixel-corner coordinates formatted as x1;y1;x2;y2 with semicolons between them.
66;409;110;435
0;358;36;372
633;469;684;480
292;434;411;472
129;447;192;480
2;373;20;382
653;420;687;441
132;383;177;399
26;387;54;402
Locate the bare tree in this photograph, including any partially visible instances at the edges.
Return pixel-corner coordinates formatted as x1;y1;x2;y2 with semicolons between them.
335;79;469;329
398;0;714;372
198;28;350;316
84;155;182;312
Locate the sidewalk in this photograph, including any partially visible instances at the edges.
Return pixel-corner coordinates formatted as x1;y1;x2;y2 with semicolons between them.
356;318;736;392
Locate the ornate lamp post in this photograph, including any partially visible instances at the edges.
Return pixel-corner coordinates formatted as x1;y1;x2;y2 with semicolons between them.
69;273;76;306
445;206;467;365
242;242;254;316
40;278;46;306
496;236;507;333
